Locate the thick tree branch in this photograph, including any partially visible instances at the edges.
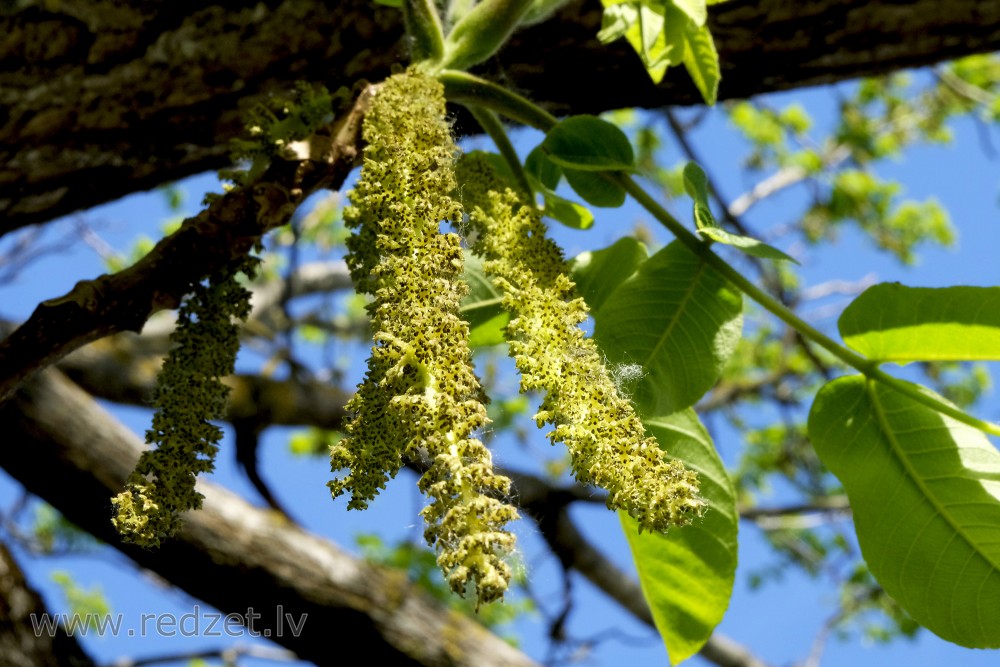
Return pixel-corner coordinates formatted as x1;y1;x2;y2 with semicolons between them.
0;540;96;667
0;369;538;667
3;0;999;231
0;87;377;404
55;337;351;431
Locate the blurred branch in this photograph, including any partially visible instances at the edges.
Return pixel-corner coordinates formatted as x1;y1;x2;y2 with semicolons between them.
514;477;772;667
0;369;539;667
107;643;297;667
934;66;999;108
0;540;96;666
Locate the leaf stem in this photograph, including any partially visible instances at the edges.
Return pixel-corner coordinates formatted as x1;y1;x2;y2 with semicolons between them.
442;70;1000;438
439;70;558;130
465;105;534;198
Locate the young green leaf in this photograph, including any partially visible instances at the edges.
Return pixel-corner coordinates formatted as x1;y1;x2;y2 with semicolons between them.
599;1;685;84
441;0;534;71
698;226;799;264
682;162;717;229
671;0;707;26
809;376;1000;649
541;115;635;171
681;19;720;105
594;240;743;415
621;409;737;665
571;237;649;313
839;284;1000;363
403;0;446;62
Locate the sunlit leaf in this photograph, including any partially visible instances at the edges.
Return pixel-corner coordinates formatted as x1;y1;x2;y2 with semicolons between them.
622;409;737;665
698;227;799;264
671;0;707;26
681;20;720;105
682;161;717;230
839;284;1000;363
809;375;1000;648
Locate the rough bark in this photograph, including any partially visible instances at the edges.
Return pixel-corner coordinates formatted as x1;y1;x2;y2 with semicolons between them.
0;369;539;667
0;541;96;667
0;85;374;403
2;0;999;232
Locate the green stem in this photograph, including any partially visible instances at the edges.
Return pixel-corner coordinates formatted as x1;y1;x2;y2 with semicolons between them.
441;0;534;71
615;173;1000;437
465;105;534;199
404;0;446;63
442;70;1000;438
439;71;558;130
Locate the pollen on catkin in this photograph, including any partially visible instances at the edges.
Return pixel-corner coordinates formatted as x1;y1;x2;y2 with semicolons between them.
329;70;518;605
456;154;704;534
112;255;257;547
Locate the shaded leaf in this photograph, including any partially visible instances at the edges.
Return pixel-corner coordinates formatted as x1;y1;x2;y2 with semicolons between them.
809;375;1000;648
594;240;743;414
542;115;635;171
564;167;627;208
525;146;562;190
571;237;649;313
460;253;508;347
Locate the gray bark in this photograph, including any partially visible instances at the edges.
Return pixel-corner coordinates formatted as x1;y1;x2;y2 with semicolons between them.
2;0;999;231
0;370;539;667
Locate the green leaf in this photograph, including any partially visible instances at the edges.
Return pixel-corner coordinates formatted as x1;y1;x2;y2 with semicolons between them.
809;375;1000;648
460;253;508;347
564;167;627;208
621;409;737;665
599;1;684;83
541;115;635;171
538;184;595;229
681;20;720;105
670;0;707;26
525;146;562;190
698;227;799;264
839;284;1000;363
682;162;717;230
571;237;649;313
594;240;743;415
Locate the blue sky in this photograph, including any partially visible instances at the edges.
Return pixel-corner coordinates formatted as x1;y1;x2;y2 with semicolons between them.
0;73;998;667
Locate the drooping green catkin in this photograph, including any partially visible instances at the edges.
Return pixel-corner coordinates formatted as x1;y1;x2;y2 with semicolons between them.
457;154;704;533
112;256;257;547
331;70;517;604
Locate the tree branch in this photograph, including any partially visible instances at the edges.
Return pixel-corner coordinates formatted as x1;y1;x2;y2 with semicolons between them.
516;480;772;667
0;369;539;667
0;86;377;404
0;540;96;667
3;0;999;231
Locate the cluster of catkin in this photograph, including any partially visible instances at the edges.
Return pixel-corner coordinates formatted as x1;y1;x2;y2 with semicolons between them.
330;70;702;607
